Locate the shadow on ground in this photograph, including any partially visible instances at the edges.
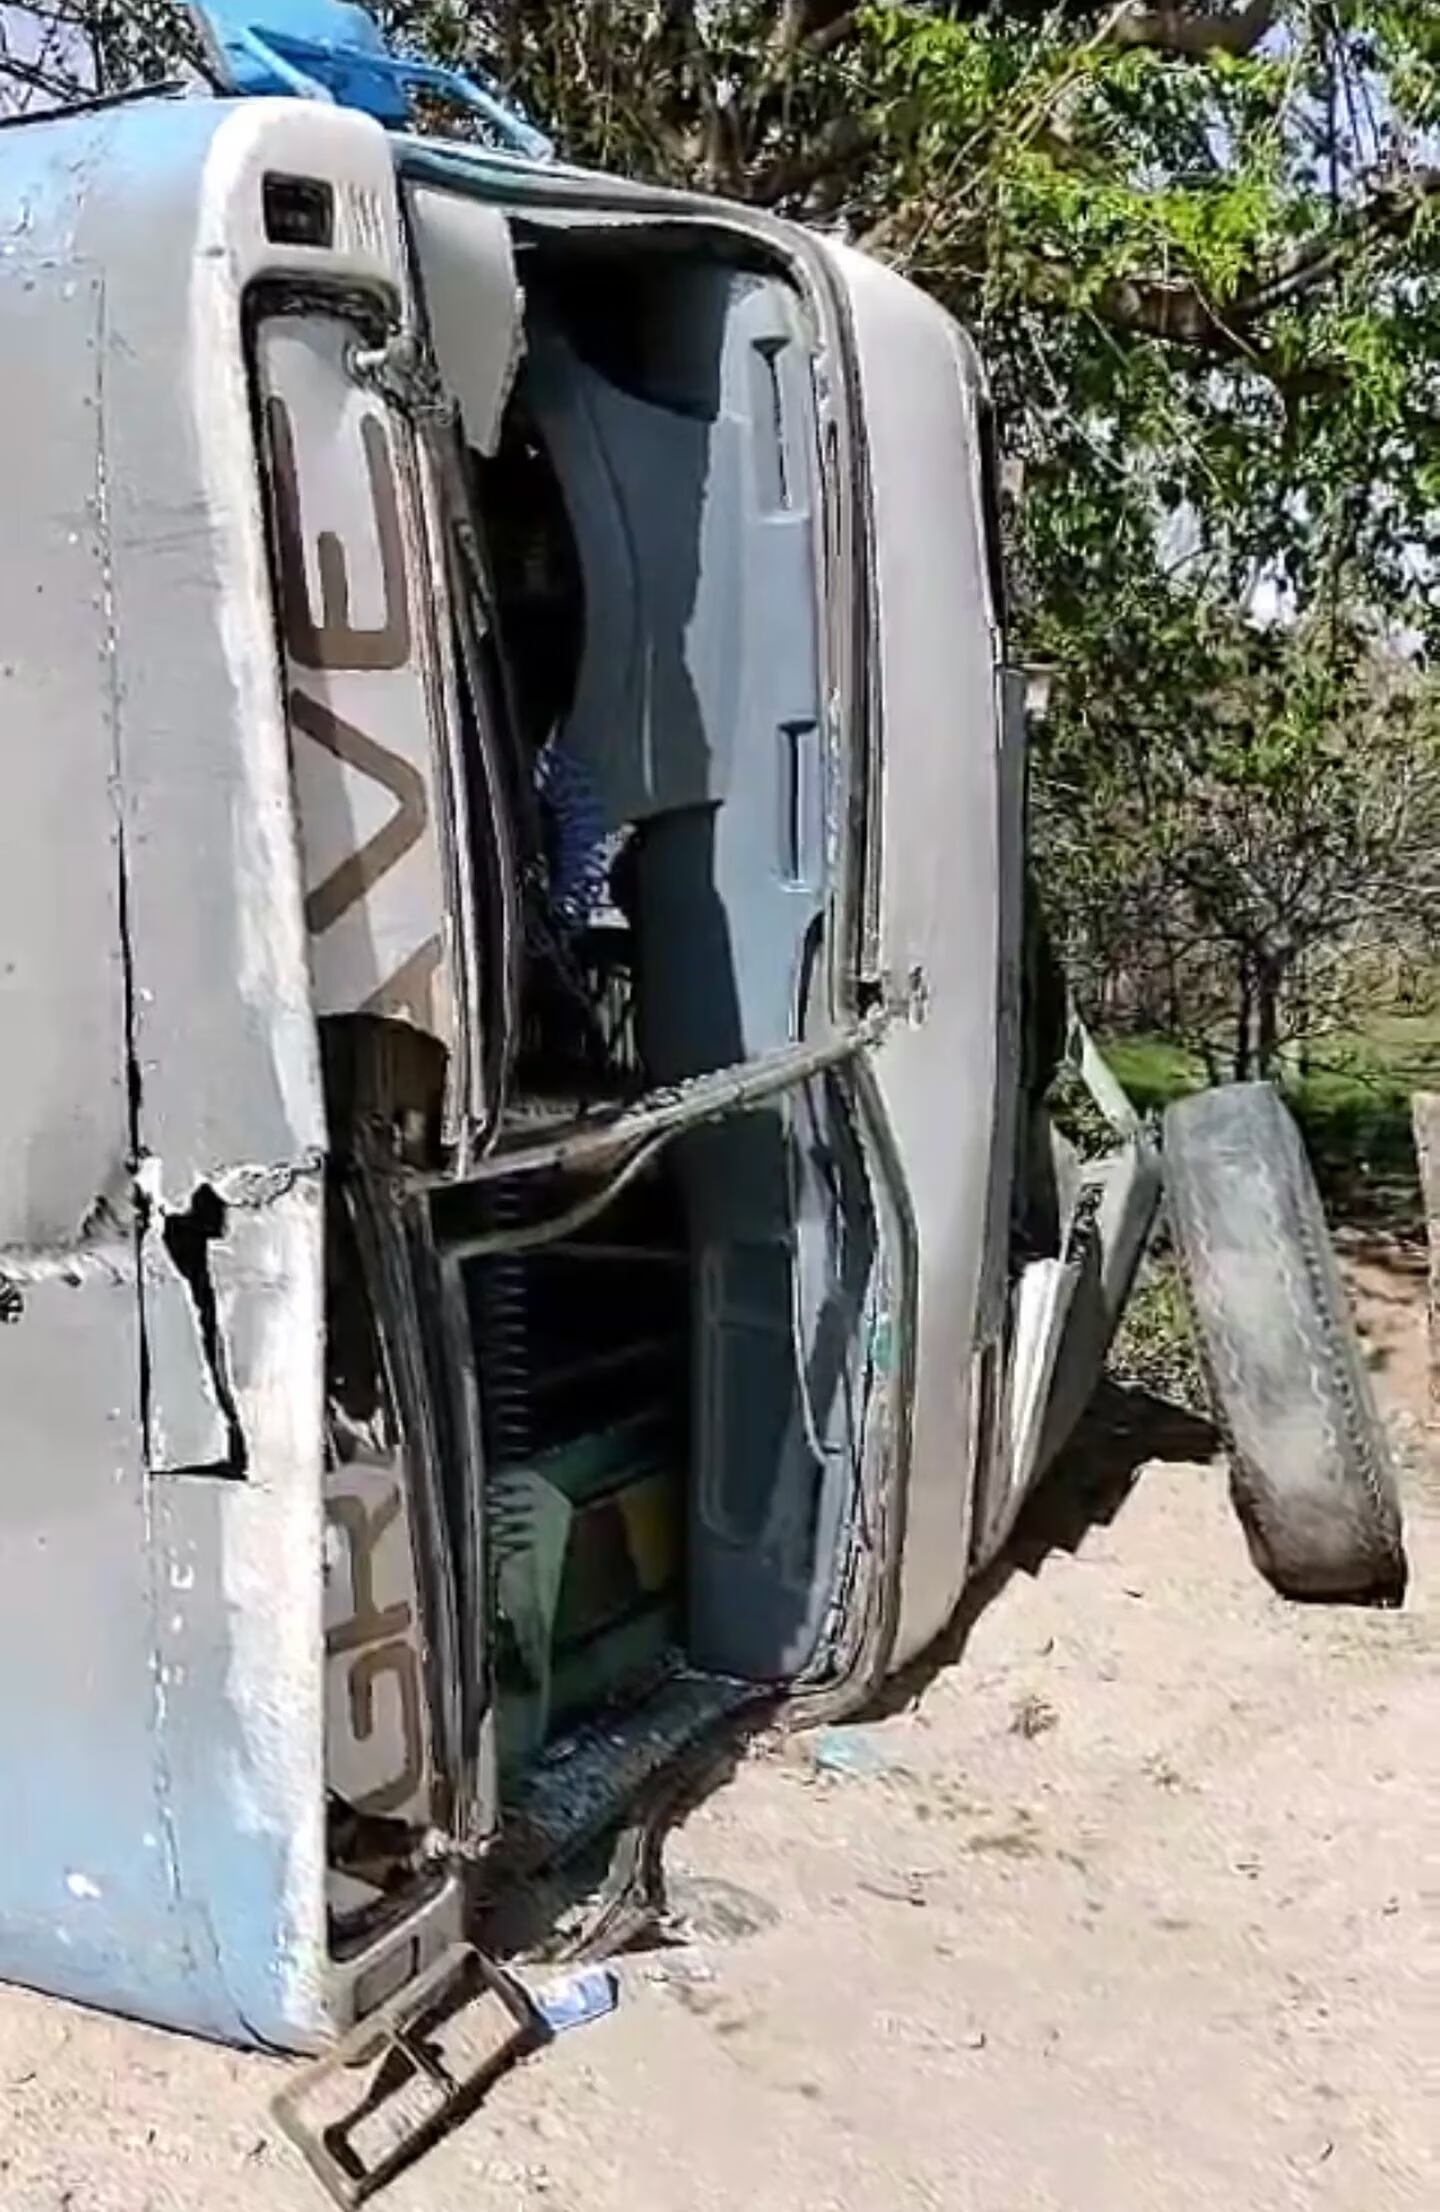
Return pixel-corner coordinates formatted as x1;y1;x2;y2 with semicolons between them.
869;1380;1217;1718
1333;1223;1429;1380
478;1380;1218;1957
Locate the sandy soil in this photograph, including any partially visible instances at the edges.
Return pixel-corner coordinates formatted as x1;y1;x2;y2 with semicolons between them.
2;1244;1435;2212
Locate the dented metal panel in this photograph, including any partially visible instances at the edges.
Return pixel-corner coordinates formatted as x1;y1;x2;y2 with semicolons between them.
822;242;1008;1669
255;312;459;1047
0;1270;219;2028
0;97;425;2049
321;1175;447;1940
407;186;524;460
0;261;219;2028
0;269;129;1253
0;69;1135;2075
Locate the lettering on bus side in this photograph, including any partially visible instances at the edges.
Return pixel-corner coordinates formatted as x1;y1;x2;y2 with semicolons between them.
268;396;413;674
325;1466;430;1821
259;317;451;1043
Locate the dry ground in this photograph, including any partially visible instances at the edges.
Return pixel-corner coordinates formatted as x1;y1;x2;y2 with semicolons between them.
1;1241;1435;2212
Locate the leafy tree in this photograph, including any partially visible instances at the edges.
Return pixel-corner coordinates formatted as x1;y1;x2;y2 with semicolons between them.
6;2;1439;1071
1033;580;1440;1077
0;2;197;101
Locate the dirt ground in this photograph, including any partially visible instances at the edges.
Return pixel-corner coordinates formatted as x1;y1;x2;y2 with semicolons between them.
2;1243;1435;2212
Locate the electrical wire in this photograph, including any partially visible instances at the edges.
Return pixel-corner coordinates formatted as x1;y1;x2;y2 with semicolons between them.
443;1134;672;1263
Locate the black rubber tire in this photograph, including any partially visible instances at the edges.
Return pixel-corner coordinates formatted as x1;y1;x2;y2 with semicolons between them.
1163;1082;1407;1605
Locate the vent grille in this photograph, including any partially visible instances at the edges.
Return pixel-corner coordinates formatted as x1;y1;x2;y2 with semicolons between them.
340;182;387;262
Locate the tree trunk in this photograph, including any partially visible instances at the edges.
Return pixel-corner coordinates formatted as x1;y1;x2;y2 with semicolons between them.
1292;960;1311;1077
1255;964;1280;1079
1232;972;1254;1084
1412;1094;1440;1415
1165;948;1183;1036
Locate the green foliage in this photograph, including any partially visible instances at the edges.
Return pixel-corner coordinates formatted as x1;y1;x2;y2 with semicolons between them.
7;1;1440;1084
1106;1237;1207;1411
1106;1006;1440;1218
13;5;1440;611
1031;583;1440;1078
0;1;199;102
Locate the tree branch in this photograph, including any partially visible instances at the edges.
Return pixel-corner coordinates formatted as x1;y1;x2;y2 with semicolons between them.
1112;1;1279;61
654;0;745;192
1017;159;1440;393
1239;167;1440;318
773;1;859;58
0;45;89;110
1093;273;1234;350
806;10;860;60
752;128;876;207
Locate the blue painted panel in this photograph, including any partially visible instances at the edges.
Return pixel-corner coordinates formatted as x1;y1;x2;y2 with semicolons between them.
190;0;553;156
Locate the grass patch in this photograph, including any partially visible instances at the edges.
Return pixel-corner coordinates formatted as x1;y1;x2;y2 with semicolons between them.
1100;1017;1439;1230
1099;1034;1206;1113
1106;1240;1206;1412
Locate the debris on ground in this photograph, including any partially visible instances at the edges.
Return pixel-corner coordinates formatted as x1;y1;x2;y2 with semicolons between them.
533;1966;620;2036
809;1725;901;1780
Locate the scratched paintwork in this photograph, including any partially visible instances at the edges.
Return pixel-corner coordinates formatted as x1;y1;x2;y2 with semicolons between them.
0;80;1150;2062
0;98;411;2049
256;310;458;1044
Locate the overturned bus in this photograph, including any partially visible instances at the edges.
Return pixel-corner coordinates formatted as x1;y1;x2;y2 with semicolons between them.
0;0;1403;2121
